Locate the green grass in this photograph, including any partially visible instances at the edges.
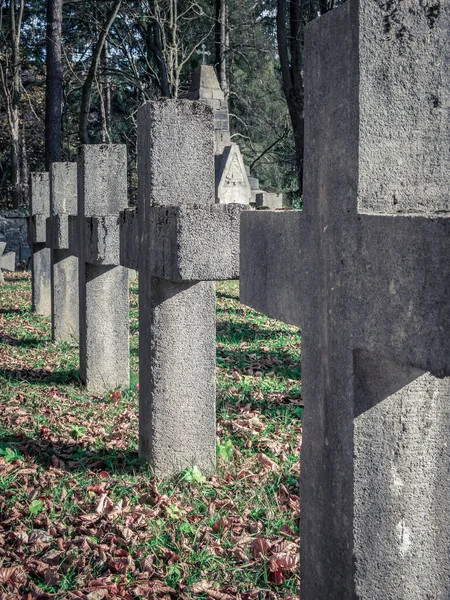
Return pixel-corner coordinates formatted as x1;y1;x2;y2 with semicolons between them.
0;272;301;599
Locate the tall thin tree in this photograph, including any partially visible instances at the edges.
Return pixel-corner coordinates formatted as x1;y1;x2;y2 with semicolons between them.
79;0;122;144
45;0;63;169
276;0;337;194
215;0;228;98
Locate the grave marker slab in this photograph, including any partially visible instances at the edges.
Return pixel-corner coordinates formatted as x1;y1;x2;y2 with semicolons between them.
47;163;79;342
77;145;130;393
0;242;15;283
138;100;247;477
240;0;450;597
29;173;52;316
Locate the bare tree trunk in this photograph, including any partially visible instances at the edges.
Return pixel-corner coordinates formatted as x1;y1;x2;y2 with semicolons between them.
79;0;122;144
214;0;228;98
20;121;29;203
45;0;63;169
100;41;110;142
277;0;337;194
103;41;111;129
10;0;24;208
146;19;170;97
276;0;304;194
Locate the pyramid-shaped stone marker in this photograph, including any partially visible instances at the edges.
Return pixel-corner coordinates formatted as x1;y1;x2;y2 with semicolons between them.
0;242;15;283
215;144;251;205
240;0;450;597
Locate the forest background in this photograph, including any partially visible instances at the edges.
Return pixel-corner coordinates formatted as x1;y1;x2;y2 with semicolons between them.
0;0;339;211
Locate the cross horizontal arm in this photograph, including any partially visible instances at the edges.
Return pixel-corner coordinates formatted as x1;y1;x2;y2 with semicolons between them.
150;203;247;282
240;210;303;327
354;214;450;376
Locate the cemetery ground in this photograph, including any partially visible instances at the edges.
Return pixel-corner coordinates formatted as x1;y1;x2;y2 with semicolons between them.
0;272;301;600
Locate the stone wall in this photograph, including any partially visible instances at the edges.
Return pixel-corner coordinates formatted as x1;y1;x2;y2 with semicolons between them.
0;211;30;263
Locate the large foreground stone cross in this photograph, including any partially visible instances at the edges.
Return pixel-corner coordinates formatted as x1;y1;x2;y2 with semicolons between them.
240;1;450;598
47;163;79;342
137;100;247;477
0;242;15;283
29;173;52;316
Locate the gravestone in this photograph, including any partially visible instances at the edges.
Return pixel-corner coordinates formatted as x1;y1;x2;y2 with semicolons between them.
255;192;283;210
240;0;450;598
29;173;51;316
0;212;29;259
47;162;79;342
186;65;251;205
77;145;130;393
138;100;247;477
0;242;15;283
186;64;230;153
215;144;251;205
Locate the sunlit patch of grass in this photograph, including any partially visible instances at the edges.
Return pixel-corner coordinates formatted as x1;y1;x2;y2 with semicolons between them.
0;272;300;598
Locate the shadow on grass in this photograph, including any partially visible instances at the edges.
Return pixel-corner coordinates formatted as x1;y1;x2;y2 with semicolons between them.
217;345;301;379
0;307;30;315
0;336;49;348
217;319;296;344
0;368;80;386
0;431;143;475
216;291;240;302
4;275;30;283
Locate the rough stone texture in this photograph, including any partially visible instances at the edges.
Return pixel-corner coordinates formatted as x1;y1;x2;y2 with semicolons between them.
186;65;230;152
29;173;51;316
78;145;130;393
138;100;246;477
150;203;247;281
49;163;79;343
0;241;15;282
240;1;450;598
120;208;139;270
84;216;121;266
255;192;283;209
215;144;251;205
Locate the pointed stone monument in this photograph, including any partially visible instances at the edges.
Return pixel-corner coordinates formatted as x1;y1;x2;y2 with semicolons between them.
186;64;251;205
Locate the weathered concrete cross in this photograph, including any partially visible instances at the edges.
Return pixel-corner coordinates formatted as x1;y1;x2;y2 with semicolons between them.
135;100;247;477
0;242;15;283
240;1;450;598
29;173;52;316
75;145;130;393
46;163;79;342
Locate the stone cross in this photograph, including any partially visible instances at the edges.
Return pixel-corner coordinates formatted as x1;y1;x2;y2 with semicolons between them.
76;145;130;394
29;173;52;316
240;1;450;598
0;242;15;283
46;163;79;342
196;42;211;65
137;100;247;477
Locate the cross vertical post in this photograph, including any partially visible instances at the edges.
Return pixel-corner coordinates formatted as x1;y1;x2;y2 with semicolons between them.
138;100;247;477
77;145;130;393
29;173;52;316
47;162;79;342
240;0;450;597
